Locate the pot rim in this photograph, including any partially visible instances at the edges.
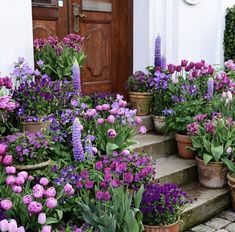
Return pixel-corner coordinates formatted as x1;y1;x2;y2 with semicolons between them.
152;115;166;119
144;219;179;228
196;156;225;165
129;91;153;96
227;172;235;183
175;133;192;143
14;159;51;170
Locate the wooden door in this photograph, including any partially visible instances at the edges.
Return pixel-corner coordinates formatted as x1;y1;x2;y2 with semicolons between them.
32;0;133;96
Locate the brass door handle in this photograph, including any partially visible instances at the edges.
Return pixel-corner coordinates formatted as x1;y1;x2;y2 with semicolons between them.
73;3;87;33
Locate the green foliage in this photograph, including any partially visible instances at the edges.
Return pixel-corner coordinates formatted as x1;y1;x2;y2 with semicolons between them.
78;186;144;232
224;5;235;61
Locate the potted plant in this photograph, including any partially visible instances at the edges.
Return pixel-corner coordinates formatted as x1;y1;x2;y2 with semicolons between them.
150;70;172;134
140;183;188;232
126;71;154;116
165;60;216;159
4;132;52;171
187;113;235;188
13;75;62;133
34;34;86;81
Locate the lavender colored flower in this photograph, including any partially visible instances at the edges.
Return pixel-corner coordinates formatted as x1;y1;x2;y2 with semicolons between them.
154;35;161;67
72;118;85;162
38;213;46;225
107;129;117;139
95;191;103;201
28;201;42;214
207;78;214;100
46;198;57;209
0;200;12;211
72;60;81;95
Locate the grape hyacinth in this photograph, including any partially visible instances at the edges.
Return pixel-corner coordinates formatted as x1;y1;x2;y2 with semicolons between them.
72;118;85;162
72;60;81;95
154;35;161;68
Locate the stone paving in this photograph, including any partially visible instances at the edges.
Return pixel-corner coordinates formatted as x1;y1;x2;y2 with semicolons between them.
188;210;235;232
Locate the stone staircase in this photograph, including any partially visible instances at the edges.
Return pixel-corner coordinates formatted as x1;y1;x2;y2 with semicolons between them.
131;117;231;231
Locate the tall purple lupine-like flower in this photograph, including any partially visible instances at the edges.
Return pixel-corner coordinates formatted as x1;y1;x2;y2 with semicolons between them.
207;78;214;100
160;54;166;69
154;35;161;67
72;60;81;95
72;118;85;162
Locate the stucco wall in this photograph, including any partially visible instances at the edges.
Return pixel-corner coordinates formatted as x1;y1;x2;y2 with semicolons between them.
0;0;34;76
134;0;235;71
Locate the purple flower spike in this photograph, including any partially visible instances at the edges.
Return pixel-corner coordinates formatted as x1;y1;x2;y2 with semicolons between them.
154;35;161;68
72;118;85;162
160;54;166;70
72;60;81;95
207;78;214;100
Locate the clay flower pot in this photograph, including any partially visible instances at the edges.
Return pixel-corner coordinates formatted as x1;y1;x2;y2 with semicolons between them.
144;220;179;232
196;156;228;188
175;133;196;159
15;159;51;172
153;116;166;135
227;173;235;211
129;92;153;116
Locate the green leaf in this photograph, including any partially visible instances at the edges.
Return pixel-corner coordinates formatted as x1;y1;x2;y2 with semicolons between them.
203;153;213;165
106;143;119;155
56;209;63;220
46;217;59;224
222;158;235;174
211;145;223;162
203;137;211;153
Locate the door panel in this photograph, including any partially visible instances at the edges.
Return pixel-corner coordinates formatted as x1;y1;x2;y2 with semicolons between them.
32;0;133;95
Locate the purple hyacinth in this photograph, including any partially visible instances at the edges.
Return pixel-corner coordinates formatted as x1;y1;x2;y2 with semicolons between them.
72;118;85;162
207;78;214;100
161;54;166;70
154;35;161;67
72;60;81;95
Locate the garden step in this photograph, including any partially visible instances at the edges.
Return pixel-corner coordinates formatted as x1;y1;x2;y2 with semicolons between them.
154;155;197;186
180;182;231;231
140;115;154;131
131;132;177;158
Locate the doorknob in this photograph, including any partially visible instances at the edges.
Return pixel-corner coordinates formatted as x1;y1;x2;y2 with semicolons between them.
72;3;87;33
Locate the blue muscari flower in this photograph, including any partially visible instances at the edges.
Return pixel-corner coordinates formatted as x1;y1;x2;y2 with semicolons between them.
207;78;214;100
72;60;81;95
154;35;161;67
72;117;85;162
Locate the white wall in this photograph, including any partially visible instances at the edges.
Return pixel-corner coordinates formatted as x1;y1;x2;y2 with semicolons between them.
0;0;34;76
134;0;235;71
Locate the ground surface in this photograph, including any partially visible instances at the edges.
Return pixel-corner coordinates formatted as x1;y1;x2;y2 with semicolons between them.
188;210;235;232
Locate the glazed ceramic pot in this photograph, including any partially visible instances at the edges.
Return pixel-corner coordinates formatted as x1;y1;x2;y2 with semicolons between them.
144;220;179;232
196;156;228;188
175;133;196;159
129;92;153;116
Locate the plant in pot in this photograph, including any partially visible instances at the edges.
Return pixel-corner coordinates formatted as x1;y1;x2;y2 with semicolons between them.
13;75;62;133
34;34;86;81
187;113;235;188
151;70;172;134
126;71;154;116
165;60;216;159
140;183;188;232
3;131;52;171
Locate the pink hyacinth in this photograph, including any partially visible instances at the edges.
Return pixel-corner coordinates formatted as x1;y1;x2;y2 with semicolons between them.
38;213;46;225
0;199;13;210
42;225;52;232
45;198;57;209
5;166;16;175
33;184;44;199
45;187;56;198
28;201;43;214
2;155;13;166
6;176;16;186
0;144;7;155
39;177;49;186
23;195;32;205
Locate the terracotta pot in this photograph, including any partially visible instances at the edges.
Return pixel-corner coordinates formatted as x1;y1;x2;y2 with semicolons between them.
153;116;166;135
227;173;235;211
129;92;153;116
21;121;49;133
15;159;51;171
196;156;228;188
144;220;179;232
175;133;196;159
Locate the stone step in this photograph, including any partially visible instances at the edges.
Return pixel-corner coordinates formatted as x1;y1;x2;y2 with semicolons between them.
155;155;197;186
131;132;177;158
180;182;231;231
140;115;154;131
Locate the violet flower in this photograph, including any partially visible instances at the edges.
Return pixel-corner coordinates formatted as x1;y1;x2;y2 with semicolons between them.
154;35;161;67
72;60;81;95
72;118;85;162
